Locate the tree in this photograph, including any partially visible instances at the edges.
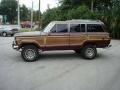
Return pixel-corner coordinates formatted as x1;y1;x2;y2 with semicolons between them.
33;10;39;22
0;0;17;24
42;8;61;27
20;5;30;21
42;0;120;39
59;0;113;11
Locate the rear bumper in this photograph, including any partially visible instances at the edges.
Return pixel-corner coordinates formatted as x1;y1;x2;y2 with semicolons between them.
103;44;112;48
96;40;111;48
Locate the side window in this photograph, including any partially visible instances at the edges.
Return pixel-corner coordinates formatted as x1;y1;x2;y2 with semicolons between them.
70;24;85;32
57;24;68;33
87;24;104;32
51;24;56;33
87;24;95;32
70;24;80;32
81;24;85;32
97;25;104;32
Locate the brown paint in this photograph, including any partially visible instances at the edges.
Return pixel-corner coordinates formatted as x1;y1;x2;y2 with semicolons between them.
14;32;111;51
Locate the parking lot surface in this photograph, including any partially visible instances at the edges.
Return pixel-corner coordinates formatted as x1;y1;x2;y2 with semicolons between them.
0;37;120;90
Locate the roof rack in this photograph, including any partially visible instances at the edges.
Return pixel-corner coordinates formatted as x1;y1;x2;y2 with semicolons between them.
66;19;101;22
52;19;103;24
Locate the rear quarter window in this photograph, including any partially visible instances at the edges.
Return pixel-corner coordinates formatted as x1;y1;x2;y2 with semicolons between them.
87;24;104;32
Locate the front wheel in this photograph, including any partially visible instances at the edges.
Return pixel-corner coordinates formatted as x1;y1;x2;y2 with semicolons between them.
2;32;7;37
21;45;39;62
81;45;97;59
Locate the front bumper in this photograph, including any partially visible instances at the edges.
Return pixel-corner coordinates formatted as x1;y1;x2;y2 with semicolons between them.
12;42;19;50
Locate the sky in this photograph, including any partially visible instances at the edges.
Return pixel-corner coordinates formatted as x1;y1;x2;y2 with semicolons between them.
19;0;58;12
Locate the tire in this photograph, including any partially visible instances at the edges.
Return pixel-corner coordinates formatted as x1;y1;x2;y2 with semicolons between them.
11;34;14;37
21;45;39;62
81;45;97;59
2;32;7;37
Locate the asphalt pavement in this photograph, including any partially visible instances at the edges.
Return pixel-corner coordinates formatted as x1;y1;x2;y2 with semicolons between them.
0;37;120;90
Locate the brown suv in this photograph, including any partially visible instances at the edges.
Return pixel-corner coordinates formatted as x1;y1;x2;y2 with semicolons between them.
12;20;111;62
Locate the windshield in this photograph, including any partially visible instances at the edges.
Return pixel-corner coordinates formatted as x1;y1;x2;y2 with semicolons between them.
43;22;55;33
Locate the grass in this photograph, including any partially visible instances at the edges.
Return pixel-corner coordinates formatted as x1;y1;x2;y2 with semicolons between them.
18;28;39;32
19;28;30;32
19;28;42;32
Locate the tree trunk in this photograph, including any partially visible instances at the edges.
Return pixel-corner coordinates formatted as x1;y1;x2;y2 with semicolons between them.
91;0;94;12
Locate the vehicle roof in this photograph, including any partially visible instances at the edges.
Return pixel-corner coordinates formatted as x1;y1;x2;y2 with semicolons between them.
51;19;104;24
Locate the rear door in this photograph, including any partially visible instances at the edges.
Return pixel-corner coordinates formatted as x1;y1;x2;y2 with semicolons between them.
69;24;87;49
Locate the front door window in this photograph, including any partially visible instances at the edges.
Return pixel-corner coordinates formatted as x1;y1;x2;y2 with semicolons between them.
56;24;68;33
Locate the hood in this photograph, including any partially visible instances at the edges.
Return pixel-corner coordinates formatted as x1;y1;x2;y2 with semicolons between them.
15;31;46;37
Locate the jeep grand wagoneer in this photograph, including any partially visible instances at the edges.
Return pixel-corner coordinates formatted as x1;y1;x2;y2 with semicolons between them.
12;20;111;62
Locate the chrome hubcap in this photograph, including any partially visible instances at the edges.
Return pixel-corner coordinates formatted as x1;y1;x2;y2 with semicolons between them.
3;33;7;36
85;48;94;58
25;49;35;60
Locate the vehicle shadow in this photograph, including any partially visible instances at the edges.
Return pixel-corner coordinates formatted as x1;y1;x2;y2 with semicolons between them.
0;35;13;37
39;51;82;61
96;53;110;60
15;51;108;62
38;51;109;61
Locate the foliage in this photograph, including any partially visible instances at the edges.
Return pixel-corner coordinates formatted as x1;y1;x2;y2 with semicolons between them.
0;0;17;23
20;5;30;21
0;0;119;38
0;0;31;23
42;0;120;39
19;28;29;32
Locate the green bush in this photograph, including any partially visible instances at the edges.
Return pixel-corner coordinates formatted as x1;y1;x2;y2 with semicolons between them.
42;3;120;39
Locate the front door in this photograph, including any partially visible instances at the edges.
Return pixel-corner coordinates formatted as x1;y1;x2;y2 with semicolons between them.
69;24;87;49
45;24;69;50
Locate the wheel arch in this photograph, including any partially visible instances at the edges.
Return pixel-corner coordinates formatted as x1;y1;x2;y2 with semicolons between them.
19;43;40;49
83;41;97;47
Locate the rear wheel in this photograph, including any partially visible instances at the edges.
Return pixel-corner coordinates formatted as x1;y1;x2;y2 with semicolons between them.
2;32;7;37
21;45;39;62
81;45;97;59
